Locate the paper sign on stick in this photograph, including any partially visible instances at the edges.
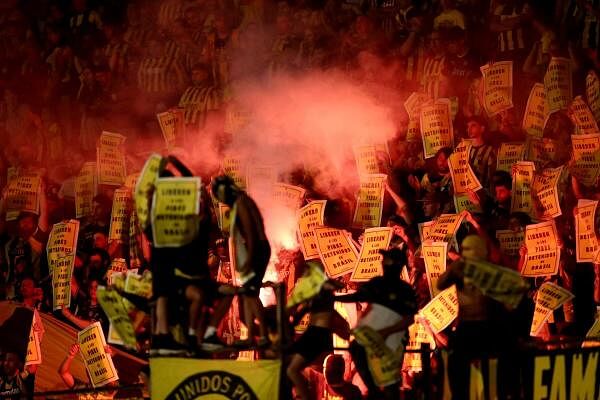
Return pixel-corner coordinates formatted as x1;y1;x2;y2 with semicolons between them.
78;322;119;387
521;221;560;277
530;282;574;336
352;174;386;228
531;166;563;220
448;141;482;194
315;227;359;278
571;134;600;187
419;285;459;333
420;99;454;159
480;61;513;116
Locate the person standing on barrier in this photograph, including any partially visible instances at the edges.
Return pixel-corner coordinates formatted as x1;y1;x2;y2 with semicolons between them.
336;248;418;400
211;175;271;348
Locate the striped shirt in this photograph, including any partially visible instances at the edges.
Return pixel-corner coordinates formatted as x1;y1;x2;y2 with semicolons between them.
405;38;426;84
69;10;102;35
137;56;187;94
123;26;150;49
493;3;529;53
103;41;129;78
158;0;184;28
178;85;221;127
421;55;445;100
469;144;496;193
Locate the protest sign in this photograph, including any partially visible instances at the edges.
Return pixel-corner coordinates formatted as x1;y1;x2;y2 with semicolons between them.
522;83;548;137
223;102;251;135
157;108;184;149
352;174;387;228
521;221;560;277
497;142;526;173
571;134;600;187
531;166;563;220
134;154;161;231
530;282;574;336
404;93;429;142
570;96;599;135
108;188;131;243
424;213;466;249
315;227;359;278
287;262;328;308
298;200;326;260
124;270;153;299
575;199;599;262
448;140;482;194
75;162;97;218
47;220;79;270
151;177;201;247
420;99;454;158
351;227;393;282
52;256;74;310
353;326;401;387
480;61;513;116
78;322;119;387
96;131;126;186
25;309;44;366
222;156;247;189
418;221;435;244
495;229;525;257
586;70;600;122
273;183;305;210
354;144;387;176
403;321;436;372
510;161;535;216
453;194;482;213
97;286;137;349
422;241;448;297
544;57;572;113
4;175;40;221
419;285;459;333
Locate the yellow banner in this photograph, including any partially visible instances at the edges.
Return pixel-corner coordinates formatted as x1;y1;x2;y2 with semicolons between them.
151;358;280;400
47;220;80;270
315;227;359;278
544;57;572;113
75;162;97;219
97;286;137;349
422;241;448;298
352;174;387;228
151;177;201;247
522;83;547;137
404;92;430;121
453;194;482;213
531;166;563;220
420;99;454;159
52;256;74;310
462;258;529;309
134;154;161;231
25;309;43;366
575;199;599;262
420;285;458;333
108;188;131;243
96;131;126;186
4;175;40;221
78;322;119;387
586;70;600;122
403;320;436;372
448;141;482;194
351;227;393;282
497;142;526;173
287;261;327;308
424;213;466;249
124;270;153;299
510;161;535;216
571;134;600;187
353;326;401;387
480;61;513;116
157;108;184;149
570;96;599;135
298;200;326;260
521;221;560;277
222;156;247;189
273;183;305;210
495;229;524;257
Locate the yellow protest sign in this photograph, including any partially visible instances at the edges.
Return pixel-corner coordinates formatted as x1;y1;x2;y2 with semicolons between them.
586;70;600;123
495;229;524;257
586;318;600;339
403;320;436;372
222;156;247;189
544;57;572;113
418;221;435;244
4;174;40;221
351;227;393;282
108;258;128;282
571;134;600;187
97;286;137;349
526;137;557;170
531;166;563;220
124;270;153;299
404;93;429;142
353;144;389;176
52;256;74;310
134;154;161;231
480;61;513;116
224;102;251;135
246;165;277;199
273;183;305;210
521;221;560;277
287;262;327;308
570;96;599;135
352;174;387;228
26;309;43;366
315;227;359;278
353;326;401;387
448;141;482;194
453;194;482;213
575;199;599;262
157;108;184;149
47;220;80;269
462;258;529;309
422;241;448;298
78;322;119;387
420;99;454;159
425;213;466;249
75;162;97;219
531;282;574;336
298;200;326;260
151;358;280;400
497;142;526;173
96;131;126;186
108;188;131;243
151;177;201;247
510;161;536;216
522;83;547;137
124;174;138;190
419;285;459;333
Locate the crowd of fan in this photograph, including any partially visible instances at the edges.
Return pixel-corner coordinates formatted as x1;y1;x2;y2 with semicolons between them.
1;0;600;399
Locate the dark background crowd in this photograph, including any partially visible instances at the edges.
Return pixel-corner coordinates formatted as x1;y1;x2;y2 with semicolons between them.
1;0;600;399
